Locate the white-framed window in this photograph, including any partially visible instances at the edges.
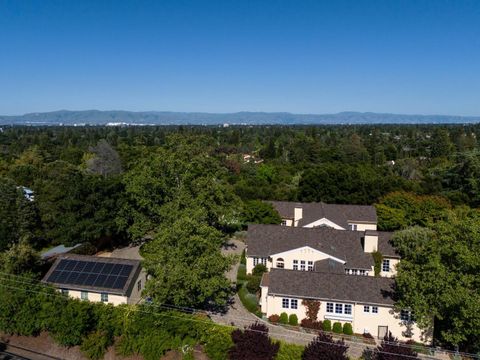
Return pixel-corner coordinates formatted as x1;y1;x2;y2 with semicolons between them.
326;302;334;313
350;224;358;231
254;257;268;267
282;298;289;308
335;304;343;314
276;258;285;268
300;260;306;271
382;259;390;272
81;291;88;301
308;261;314;271
101;293;108;302
281;220;287;226
61;289;69;296
372;306;378;314
291;299;298;309
364;305;370;313
293;260;298;270
400;310;413;321
344;304;352;315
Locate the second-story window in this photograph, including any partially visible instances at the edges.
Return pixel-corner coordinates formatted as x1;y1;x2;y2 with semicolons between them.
276;258;284;268
349;224;358;231
293;260;298;270
281;220;287;226
300;260;306;271
326;302;334;313
308;261;314;271
282;298;289;308
382;259;390;272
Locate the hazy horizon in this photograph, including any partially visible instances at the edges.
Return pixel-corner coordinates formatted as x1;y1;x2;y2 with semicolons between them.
1;0;480;116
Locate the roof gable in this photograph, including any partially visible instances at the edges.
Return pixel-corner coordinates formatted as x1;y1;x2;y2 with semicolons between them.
303;217;345;230
268;201;377;229
246;224;374;269
272;246;346;264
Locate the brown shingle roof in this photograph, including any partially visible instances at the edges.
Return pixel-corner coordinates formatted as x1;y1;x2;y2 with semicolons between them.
268;201;377;228
377;231;400;258
247;224;375;269
267;268;395;306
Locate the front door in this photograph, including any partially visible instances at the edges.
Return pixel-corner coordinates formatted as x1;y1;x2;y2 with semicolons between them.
378;326;388;340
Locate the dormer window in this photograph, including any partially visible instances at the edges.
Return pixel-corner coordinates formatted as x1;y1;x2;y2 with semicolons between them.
276;258;285;268
349;224;358;231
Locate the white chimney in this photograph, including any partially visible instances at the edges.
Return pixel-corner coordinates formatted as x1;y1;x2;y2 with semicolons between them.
294;206;303;227
364;230;378;253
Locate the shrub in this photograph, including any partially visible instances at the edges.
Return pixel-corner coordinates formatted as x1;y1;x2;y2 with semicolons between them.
288;314;298;326
332;322;343;333
245;275;261;293
302;299;321;322
303;333;349;360
238;285;259;315
229;322;279;360
276;341;304;360
323;319;332;332
372;251;383;276
252;264;268;277
300;319;323;330
240;249;246;265
342;323;353;335
204;327;233;360
80;330;111;360
237;264;247;282
279;312;289;324
268;314;280;324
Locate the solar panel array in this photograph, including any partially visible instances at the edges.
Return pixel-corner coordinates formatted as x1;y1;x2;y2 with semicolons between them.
47;259;134;290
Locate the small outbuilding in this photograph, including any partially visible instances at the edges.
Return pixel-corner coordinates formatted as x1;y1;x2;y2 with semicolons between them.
42;254;146;305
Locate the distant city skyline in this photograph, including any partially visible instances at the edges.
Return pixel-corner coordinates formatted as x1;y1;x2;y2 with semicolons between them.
1;0;480;116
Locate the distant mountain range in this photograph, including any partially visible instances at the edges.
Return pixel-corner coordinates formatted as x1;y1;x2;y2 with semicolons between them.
1;110;479;126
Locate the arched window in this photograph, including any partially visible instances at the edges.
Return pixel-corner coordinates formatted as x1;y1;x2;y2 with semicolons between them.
276;258;284;268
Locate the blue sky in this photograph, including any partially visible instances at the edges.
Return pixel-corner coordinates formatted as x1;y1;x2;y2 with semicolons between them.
1;0;479;115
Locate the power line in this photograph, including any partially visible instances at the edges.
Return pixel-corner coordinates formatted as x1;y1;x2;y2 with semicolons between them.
0;272;476;359
0;276;455;359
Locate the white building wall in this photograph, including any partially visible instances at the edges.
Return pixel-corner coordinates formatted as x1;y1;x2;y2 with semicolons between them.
127;270;147;304
64;289;128;305
351;223;377;231
247;246;344;274
380;257;400;278
263;294;429;344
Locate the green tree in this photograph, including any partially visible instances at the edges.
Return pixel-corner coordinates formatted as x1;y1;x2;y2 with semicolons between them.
394;212;480;351
142;210;233;308
241;200;281;226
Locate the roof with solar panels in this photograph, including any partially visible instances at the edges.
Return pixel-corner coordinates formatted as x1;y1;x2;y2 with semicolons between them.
42;254;142;296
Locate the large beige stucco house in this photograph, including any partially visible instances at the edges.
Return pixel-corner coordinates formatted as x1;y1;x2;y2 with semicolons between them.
269;201;377;230
42;254;146;305
260;269;431;343
245;225;400;278
246;223;430;343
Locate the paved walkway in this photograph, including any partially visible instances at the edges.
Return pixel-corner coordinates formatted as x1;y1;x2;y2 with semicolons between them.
213;237;447;359
213;237;366;358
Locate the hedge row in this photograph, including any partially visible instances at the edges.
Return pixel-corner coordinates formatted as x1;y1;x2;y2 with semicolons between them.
0;277;232;360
